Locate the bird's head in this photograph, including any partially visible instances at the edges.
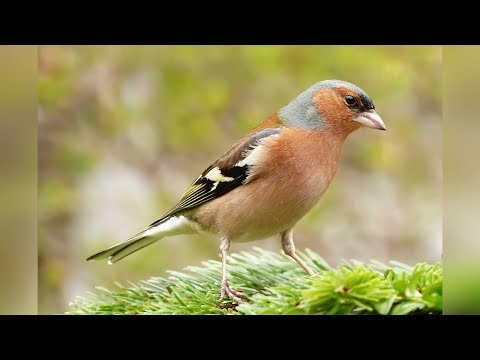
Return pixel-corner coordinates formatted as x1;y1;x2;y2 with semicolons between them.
278;80;386;136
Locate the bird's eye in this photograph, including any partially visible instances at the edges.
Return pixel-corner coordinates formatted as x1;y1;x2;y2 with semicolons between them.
344;95;357;107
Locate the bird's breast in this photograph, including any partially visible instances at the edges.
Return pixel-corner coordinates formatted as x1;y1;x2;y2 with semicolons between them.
194;129;344;242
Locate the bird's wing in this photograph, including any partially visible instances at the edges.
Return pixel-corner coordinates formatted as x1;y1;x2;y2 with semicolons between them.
149;127;282;227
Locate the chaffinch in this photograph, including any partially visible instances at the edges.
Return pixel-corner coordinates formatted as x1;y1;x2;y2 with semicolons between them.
88;79;386;304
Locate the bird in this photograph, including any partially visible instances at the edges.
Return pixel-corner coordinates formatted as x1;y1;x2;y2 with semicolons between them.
87;79;386;305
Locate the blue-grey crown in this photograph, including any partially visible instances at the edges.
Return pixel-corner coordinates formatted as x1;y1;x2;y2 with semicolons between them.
278;80;371;129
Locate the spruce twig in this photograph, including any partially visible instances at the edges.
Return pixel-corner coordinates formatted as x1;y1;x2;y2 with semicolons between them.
69;248;442;315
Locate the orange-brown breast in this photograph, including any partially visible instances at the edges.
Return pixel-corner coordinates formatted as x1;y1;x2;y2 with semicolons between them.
193;127;345;242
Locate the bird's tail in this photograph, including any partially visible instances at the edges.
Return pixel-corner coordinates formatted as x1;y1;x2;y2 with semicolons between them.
86;216;193;264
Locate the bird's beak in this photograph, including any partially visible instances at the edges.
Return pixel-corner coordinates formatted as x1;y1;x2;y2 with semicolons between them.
354;110;387;131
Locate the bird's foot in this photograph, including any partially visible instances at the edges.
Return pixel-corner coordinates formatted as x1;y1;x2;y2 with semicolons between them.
218;280;249;305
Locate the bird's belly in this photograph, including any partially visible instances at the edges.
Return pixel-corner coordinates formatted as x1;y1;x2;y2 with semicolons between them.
193;129;343;243
194;169;333;242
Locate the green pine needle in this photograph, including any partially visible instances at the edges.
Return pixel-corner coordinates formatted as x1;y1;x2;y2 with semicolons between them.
69;248;442;315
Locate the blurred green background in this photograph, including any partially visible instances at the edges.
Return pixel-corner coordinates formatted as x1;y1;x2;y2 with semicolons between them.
38;45;441;314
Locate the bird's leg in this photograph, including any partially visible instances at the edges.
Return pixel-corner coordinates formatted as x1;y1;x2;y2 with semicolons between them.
218;238;249;305
281;229;314;276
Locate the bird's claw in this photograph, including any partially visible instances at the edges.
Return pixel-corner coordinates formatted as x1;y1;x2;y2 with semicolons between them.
218;280;249;305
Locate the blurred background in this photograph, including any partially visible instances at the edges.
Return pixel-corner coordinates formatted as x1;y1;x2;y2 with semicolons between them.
38;45;441;314
0;46;37;314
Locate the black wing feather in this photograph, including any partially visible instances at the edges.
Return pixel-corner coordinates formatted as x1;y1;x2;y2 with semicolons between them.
149;127;281;227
